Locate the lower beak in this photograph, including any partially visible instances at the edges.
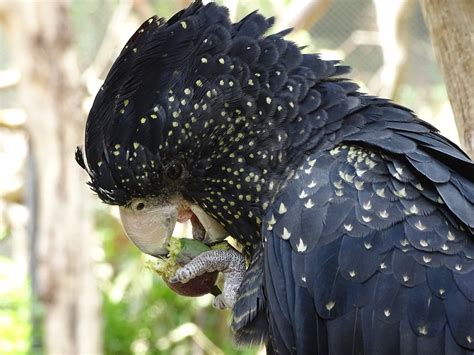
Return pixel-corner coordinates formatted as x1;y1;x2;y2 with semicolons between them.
119;204;178;257
190;205;229;243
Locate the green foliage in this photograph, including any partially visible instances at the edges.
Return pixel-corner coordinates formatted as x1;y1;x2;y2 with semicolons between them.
0;257;30;354
96;208;257;354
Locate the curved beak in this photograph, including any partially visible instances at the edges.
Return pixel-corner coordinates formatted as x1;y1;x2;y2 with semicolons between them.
119;204;177;257
190;205;229;243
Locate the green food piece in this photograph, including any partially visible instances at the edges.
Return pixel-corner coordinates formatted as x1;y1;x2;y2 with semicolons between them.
210;241;231;251
152;237;217;279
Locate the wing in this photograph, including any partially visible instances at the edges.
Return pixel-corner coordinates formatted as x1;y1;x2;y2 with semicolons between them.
262;122;474;354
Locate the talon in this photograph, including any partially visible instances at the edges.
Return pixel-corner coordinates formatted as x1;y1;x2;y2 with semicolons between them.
171;268;191;283
169;275;179;283
213;294;229;310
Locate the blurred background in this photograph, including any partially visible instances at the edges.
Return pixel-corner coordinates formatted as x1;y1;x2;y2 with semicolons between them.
0;0;464;354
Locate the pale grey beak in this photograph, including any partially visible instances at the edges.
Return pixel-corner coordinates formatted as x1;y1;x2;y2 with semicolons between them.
119;204;178;256
190;205;229;243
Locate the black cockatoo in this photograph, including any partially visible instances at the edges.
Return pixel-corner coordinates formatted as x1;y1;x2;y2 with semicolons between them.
76;1;474;354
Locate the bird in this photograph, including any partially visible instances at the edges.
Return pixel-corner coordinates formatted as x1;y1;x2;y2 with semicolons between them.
76;1;474;354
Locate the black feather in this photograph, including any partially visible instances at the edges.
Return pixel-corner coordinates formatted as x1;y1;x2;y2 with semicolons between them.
79;3;474;354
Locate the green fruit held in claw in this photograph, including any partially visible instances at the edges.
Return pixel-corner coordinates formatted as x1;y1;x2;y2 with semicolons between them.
152;237;219;297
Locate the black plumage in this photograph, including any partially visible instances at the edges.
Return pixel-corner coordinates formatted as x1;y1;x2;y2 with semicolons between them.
77;1;474;354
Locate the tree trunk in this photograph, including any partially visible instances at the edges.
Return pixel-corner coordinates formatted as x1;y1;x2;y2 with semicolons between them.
420;0;474;158
0;1;102;354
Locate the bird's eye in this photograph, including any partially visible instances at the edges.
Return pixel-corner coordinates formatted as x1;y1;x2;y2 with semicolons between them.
131;200;146;211
165;162;184;180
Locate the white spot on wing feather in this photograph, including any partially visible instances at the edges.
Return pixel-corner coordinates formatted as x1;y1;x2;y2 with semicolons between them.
355;180;364;190
415;220;426;231
410;204;419;214
282;227;291;240
447;231;455;241
278;203;287;214
344;224;353;231
296;239;307;252
304;199;314;209
325;301;335;311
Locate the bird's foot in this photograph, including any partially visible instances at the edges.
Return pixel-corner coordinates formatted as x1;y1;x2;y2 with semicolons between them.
170;248;246;309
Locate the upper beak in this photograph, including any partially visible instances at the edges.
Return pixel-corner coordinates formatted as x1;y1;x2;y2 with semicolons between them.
119;204;178;257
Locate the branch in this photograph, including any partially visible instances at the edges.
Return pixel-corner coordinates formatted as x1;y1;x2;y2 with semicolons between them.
279;0;334;32
420;0;474;158
372;0;415;101
339;30;380;58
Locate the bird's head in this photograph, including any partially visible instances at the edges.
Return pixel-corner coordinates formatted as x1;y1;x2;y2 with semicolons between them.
76;1;288;256
76;1;349;256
